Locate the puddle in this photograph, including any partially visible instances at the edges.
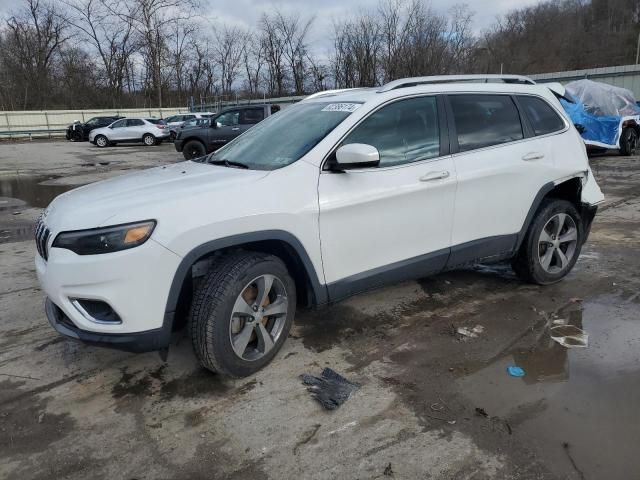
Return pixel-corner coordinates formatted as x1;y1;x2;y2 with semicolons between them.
0;175;74;209
458;294;640;479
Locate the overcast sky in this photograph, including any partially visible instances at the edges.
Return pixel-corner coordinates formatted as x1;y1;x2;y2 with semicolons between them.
0;0;544;54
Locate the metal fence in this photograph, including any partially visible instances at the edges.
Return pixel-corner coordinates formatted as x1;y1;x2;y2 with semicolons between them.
530;64;640;99
0;107;189;139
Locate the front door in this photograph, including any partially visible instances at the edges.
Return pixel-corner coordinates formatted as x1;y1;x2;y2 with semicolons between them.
318;95;457;300
211;109;241;148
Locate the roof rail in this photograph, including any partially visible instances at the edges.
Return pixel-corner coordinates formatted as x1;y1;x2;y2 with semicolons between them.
377;75;536;93
303;88;368;101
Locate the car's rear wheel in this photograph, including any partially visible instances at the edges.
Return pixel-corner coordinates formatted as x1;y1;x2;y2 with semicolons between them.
94;135;109;148
143;133;156;146
183;140;206;160
189;251;296;378
512;199;583;285
620;127;638;156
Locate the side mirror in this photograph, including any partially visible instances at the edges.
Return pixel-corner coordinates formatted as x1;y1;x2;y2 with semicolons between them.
212;121;221;129
335;143;380;170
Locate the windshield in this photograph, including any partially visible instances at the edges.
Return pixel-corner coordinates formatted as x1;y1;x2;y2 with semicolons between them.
206;102;360;170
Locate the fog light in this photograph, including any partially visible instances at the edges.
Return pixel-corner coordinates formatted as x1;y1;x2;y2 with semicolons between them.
71;299;122;324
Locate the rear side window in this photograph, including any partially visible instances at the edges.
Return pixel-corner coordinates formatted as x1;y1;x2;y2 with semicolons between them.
241;109;265;124
342;96;440;167
146;118;164;125
450;94;523;152
518;95;565;136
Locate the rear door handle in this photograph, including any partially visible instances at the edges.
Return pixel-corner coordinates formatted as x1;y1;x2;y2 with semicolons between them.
420;170;450;182
231;127;240;131
522;152;545;161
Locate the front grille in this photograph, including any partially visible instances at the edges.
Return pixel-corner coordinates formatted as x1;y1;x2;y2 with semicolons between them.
34;215;51;260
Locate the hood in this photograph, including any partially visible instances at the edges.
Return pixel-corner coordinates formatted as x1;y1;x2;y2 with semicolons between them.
44;161;269;231
89;126;109;137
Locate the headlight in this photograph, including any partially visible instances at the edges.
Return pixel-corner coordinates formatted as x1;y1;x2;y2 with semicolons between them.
52;220;156;255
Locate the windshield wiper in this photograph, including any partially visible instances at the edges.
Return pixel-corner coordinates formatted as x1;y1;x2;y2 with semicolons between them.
208;158;249;169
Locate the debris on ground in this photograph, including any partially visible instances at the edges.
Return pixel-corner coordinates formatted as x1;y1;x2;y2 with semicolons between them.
301;368;359;410
457;324;484;339
383;462;394;476
506;365;526;377
550;325;589;348
475;407;489;418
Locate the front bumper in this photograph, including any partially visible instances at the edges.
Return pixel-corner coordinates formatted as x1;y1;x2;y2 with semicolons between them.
36;237;182;340
46;298;172;352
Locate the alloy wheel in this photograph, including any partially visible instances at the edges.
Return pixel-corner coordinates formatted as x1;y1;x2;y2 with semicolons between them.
537;213;578;274
228;274;288;361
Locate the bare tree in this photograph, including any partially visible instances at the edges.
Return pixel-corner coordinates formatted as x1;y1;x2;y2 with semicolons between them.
4;0;70;109
62;0;137;107
214;24;246;97
274;10;314;95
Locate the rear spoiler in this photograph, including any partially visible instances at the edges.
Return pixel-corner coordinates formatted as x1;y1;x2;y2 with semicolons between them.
544;82;574;103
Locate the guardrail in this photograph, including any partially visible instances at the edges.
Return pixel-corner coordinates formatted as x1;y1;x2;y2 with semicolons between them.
0;107;188;139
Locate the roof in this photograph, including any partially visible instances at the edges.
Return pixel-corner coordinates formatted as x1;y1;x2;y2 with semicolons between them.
302;75;555;106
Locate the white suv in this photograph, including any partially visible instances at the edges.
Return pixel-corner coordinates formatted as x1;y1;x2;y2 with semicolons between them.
36;75;604;377
89;118;170;147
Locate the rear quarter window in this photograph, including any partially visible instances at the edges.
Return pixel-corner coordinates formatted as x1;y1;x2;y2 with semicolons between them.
518;95;566;136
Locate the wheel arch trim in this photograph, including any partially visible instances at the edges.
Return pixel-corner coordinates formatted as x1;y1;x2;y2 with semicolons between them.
163;230;328;327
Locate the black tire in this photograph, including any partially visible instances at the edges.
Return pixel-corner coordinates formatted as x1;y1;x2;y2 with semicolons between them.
189;251;296;378
143;133;157;146
94;135;109;148
512;199;584;285
619;127;638;156
183;140;206;160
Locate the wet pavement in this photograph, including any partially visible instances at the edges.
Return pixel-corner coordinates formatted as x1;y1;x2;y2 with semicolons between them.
0;141;639;479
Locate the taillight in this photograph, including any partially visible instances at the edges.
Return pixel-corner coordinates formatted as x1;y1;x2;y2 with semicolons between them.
156;125;167;129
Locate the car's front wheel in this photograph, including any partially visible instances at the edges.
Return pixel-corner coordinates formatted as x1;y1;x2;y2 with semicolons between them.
512;199;583;285
94;135;109;148
620;127;638;156
183;140;206;160
189;252;296;378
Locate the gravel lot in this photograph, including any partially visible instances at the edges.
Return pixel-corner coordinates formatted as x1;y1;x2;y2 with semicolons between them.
1;140;639;479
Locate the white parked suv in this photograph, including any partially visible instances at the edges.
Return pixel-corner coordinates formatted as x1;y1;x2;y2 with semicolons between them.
36;75;604;377
89;117;170;147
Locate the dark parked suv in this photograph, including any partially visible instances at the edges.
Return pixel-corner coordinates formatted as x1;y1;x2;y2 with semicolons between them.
66;116;122;141
174;105;279;159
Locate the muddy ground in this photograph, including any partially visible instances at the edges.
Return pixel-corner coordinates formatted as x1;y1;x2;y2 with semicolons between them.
0;141;639;479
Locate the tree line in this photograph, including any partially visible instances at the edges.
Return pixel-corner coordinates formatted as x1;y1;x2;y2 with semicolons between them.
0;0;638;111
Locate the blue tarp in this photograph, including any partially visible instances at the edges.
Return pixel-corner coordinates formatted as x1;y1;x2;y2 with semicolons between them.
561;80;640;149
560;98;621;148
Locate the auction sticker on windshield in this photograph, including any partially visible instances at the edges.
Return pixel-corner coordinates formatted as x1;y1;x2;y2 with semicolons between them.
321;103;360;113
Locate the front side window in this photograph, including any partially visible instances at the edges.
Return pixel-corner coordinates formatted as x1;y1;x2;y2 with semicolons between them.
165;115;180;123
85;117;99;126
518;95;565;136
111;119;127;128
207;101;357;170
342;96;440;167
216;110;240;127
450;94;523;152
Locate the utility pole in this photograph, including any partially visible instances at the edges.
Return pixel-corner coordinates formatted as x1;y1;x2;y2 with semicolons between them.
636;31;640;64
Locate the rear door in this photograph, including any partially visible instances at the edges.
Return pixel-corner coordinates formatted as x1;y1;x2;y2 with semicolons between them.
125;119;146;140
318;95;457;299
446;93;556;266
238;108;265;134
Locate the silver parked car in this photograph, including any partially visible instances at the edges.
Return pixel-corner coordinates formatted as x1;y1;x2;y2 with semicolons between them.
88;118;170;147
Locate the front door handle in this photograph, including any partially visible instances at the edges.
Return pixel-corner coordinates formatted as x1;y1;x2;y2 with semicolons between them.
231;127;240;131
420;171;450;182
522;152;545;161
